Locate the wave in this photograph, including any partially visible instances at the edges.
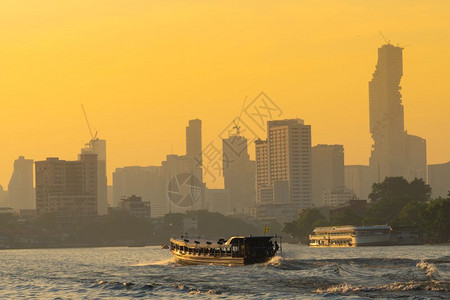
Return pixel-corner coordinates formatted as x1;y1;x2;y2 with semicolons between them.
315;281;449;294
91;280;223;296
416;260;439;279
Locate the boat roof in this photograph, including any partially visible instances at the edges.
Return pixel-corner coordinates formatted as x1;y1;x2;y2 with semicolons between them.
313;225;391;233
170;235;277;248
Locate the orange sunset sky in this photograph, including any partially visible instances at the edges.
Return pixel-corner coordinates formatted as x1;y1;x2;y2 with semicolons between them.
1;0;449;188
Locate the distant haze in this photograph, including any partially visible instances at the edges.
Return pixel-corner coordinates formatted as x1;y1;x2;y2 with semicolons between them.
0;1;449;188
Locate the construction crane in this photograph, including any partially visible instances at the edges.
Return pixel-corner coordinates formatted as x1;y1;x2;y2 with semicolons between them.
232;96;247;136
81;104;97;141
379;31;390;45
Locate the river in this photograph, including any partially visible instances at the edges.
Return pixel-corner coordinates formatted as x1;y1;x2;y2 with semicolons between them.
1;244;449;298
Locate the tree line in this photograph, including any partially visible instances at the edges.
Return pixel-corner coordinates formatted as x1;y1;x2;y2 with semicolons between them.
283;177;450;243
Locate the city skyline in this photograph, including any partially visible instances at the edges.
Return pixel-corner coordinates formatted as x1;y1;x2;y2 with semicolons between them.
1;1;450;188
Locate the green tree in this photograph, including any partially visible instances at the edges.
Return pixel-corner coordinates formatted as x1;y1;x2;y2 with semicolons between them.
423;198;450;239
364;177;432;225
398;201;427;227
330;208;363;226
283;209;329;243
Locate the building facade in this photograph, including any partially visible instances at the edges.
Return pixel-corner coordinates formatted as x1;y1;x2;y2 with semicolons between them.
255;119;312;223
35;154;98;229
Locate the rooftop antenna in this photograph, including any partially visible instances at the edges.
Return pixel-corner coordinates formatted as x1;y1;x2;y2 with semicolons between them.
378;31;390;45
232;96;247;136
81;104;97;141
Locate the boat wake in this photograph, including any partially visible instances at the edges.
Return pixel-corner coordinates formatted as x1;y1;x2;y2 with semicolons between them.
130;257;177;267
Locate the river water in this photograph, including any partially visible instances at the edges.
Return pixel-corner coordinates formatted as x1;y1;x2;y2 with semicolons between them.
1;244;449;299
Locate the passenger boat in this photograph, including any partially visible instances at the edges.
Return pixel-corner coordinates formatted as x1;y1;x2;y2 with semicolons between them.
309;225;394;247
169;235;281;265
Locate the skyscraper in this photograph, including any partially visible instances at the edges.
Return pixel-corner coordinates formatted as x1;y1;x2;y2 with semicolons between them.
369;44;426;182
369;44;407;181
80;139;108;215
186;119;202;165
255;119;312;223
312;145;345;207
8;156;34;211
222;135;256;214
151;119;204;217
35;154;97;229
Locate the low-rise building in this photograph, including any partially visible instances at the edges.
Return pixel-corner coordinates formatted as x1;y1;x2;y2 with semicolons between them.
110;195;151;219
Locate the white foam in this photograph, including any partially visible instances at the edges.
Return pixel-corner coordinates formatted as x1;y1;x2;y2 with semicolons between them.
130;257;176;267
416;260;437;278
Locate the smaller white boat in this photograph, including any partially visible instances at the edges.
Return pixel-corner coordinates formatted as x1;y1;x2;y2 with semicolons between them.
309;225;394;247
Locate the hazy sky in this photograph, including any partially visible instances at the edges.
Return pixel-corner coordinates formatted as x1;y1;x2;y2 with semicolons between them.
1;0;449;188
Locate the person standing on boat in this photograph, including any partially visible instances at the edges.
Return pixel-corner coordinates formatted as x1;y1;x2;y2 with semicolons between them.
274;241;279;254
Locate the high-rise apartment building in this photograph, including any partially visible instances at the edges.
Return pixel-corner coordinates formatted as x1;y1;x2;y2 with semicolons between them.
312;145;344;207
222;135;256;214
369;44;426;182
255;119;312;223
80;139;108;215
35;154;97;229
8;156;34;211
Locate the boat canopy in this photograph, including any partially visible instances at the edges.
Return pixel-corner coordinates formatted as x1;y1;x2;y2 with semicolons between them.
312;225;391;234
170;235;278;248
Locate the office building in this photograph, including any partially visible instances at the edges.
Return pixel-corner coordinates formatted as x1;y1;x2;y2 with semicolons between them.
205;188;231;215
406;134;427;181
112;166;160;207
81;139;108;215
428;162;450;199
186;119;202;165
323;187;354;207
113;195;151;219
222;135;256;214
8;156;34;211
345;165;372;200
312;145;344;207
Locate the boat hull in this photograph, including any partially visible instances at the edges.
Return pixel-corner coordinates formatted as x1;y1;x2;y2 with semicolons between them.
171;250;245;265
170;249;274;265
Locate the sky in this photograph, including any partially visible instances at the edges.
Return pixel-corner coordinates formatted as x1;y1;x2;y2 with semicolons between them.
0;0;449;188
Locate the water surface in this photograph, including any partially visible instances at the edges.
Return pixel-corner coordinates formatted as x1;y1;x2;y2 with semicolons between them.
1;244;449;299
